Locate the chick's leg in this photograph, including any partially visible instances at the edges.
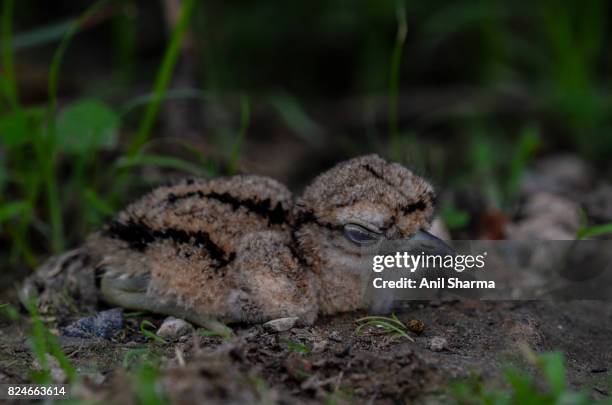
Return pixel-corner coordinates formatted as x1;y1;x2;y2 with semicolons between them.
100;267;226;332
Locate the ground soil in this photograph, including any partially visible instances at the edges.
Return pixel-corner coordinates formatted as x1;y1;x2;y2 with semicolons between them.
1;299;611;404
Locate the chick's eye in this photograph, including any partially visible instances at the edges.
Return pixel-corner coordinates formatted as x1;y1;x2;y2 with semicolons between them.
343;224;381;246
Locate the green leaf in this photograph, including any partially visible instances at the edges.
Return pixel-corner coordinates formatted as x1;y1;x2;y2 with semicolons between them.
140;320;166;344
0;108;43;147
539;352;566;397
135;361;168;405
56;99;119;154
83;188;115;217
0;303;20;321
0;200;30;224
285;340;310;355
504;368;542;404
441;201;470;230
0;158;6;190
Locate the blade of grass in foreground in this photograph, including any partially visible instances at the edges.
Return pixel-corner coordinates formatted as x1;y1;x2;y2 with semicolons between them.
577;223;612;239
127;0;197;156
26;299;77;383
135;361;169;405
43;0;111;252
1;0;18;109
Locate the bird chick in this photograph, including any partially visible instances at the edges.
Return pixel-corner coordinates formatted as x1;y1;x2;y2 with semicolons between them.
23;154;448;326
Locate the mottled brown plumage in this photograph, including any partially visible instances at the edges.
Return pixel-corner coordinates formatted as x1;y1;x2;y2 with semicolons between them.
23;154;438;326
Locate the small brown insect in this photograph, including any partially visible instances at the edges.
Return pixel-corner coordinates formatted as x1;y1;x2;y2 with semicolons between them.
407;319;425;334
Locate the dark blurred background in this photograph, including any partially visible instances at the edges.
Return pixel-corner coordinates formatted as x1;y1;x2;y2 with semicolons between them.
1;0;612;282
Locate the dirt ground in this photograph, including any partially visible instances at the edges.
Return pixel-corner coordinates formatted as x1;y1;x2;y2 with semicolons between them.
1;298;611;404
1;154;611;404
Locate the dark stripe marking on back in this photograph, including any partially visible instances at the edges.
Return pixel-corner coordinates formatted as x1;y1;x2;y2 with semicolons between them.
106;220;235;267
164;190;288;225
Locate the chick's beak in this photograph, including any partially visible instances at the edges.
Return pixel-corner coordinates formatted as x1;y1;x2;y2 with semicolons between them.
405;230;455;256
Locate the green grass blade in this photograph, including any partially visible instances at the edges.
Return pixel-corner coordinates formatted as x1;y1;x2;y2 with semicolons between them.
0;200;35;265
506;125;540;202
122;348;149;369
140;320;166;344
83;188;115;217
25;299;77;383
115;154;212;177
120;87;213;118
198;330;223;337
267;92;323;144
198;325;232;340
355;315;406;329
0;200;30;224
135;361;168;405
1;0;18;109
0;303;19;320
127;0;197;156
539;352;566;397
285;340;310;355
388;0;407;143
228;94;250;174
577;223;612;239
355;319;414;342
10;18;73;50
355;315;414;342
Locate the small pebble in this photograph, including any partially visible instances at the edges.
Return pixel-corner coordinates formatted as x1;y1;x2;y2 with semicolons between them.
62;308;123;339
157;317;194;340
263;317;298;332
328;331;342;342
429;336;448;352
